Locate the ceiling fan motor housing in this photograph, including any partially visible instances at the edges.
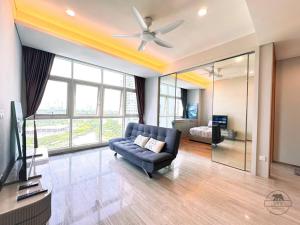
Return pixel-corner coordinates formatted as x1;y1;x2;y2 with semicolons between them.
144;16;153;28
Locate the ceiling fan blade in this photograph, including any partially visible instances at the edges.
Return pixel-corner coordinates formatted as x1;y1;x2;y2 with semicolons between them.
154;38;173;48
138;40;147;51
132;6;148;31
154;20;184;34
112;33;140;38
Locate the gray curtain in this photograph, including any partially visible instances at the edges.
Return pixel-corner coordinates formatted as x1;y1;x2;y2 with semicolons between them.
23;46;55;148
134;76;145;124
181;88;187;118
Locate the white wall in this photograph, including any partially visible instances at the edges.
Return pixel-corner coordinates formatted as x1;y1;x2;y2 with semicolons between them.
253;43;274;177
144;77;159;126
0;0;22;181
274;57;300;166
200;86;213;126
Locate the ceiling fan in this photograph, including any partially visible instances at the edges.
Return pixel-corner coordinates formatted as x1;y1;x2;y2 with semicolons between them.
112;6;184;51
204;68;223;78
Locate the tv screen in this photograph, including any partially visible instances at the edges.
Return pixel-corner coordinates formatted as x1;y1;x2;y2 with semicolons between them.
0;102;26;189
213;115;228;129
187;104;198;119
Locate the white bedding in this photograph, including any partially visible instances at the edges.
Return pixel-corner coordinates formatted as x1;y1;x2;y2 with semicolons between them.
189;126;212;138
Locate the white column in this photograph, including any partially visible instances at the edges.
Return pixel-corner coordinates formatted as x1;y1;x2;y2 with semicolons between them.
252;43;275;177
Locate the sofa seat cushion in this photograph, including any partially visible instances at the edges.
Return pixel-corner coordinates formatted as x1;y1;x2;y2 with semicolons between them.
136;151;173;163
111;138;173;164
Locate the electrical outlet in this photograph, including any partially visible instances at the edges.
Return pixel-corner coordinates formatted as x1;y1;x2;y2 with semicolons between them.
259;155;267;162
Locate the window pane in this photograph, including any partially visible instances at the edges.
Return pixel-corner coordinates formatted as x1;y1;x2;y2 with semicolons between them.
176;99;183;117
75;84;98;115
125;75;135;89
167;98;175;116
72;119;100;146
124;117;139;128
166;117;174;128
168;86;176;97
126;92;138;115
37;80;68;115
160;84;168;95
160;96;167;116
176;88;181;98
159;117;167;128
26;119;70;150
102;118;122;142
73;62;101;83
50;57;71;78
103;88;123;116
103;70;123;87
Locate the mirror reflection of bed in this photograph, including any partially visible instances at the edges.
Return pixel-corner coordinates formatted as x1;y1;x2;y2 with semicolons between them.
172;66;213;160
160;53;254;171
211;54;254;171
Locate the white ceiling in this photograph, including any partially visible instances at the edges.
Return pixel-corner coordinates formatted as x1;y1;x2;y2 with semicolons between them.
275;38;300;61
245;0;300;45
16;24;160;77
15;0;255;62
15;0;300;76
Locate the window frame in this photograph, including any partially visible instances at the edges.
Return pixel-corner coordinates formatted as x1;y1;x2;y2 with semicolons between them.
35;77;71;119
30;56;139;152
102;85;124;118
73;60;102;83
73;81;101;117
158;77;182;128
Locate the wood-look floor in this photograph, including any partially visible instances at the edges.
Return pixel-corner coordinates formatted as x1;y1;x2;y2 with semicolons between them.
48;140;300;225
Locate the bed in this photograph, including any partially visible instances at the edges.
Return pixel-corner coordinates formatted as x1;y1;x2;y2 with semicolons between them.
189;126;212;144
188;121;224;145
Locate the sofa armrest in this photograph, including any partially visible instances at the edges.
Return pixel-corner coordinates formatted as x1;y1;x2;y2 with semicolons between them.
139;152;174;163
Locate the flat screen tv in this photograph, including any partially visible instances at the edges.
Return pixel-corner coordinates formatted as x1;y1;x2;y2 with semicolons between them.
213;115;228;129
187;104;198;119
0;102;27;190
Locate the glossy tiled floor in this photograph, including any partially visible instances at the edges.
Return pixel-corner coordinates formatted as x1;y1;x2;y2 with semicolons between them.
48;144;300;225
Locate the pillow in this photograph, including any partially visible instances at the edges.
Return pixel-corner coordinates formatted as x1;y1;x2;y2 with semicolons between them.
134;135;150;148
208;120;213;127
145;138;165;153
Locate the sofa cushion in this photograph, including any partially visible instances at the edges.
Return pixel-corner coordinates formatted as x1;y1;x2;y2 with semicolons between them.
125;123;181;157
144;138;165;153
136;151;173;163
134;135;150;148
113;139;146;155
111;139;173;164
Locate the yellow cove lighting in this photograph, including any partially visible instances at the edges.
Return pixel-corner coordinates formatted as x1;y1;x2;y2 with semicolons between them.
12;0;211;87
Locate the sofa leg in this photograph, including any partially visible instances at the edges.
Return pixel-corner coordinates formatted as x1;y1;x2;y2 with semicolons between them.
114;152;117;157
142;168;152;178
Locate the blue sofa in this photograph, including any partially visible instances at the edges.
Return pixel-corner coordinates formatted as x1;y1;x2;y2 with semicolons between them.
109;123;181;178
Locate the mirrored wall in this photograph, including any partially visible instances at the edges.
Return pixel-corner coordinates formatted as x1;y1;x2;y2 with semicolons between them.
212;53;254;170
158;53;255;171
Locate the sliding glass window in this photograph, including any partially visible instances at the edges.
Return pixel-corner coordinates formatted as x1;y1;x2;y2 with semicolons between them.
159;75;182;128
26;56;139;153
